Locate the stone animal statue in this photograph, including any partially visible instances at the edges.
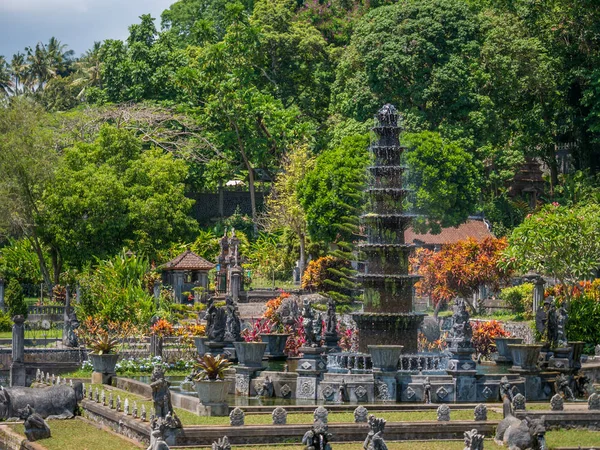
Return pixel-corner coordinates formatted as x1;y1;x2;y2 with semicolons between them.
19;404;51;441
0;383;83;420
146;429;170;450
464;429;484;450
495;412;547;450
212;436;231;450
364;415;388;450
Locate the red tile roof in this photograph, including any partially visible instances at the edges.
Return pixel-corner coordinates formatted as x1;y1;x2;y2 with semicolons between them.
405;219;493;246
161;250;215;271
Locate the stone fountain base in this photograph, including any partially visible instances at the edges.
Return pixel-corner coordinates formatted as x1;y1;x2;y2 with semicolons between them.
353;312;425;353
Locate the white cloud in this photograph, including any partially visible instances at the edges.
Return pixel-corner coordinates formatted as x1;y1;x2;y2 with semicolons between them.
0;0;92;13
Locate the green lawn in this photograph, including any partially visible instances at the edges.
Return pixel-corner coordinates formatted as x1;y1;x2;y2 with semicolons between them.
7;413;599;450
10;418;142;450
0;328;63;339
88;385;502;426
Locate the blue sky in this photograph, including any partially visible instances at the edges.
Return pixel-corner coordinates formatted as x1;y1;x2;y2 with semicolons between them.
0;0;176;59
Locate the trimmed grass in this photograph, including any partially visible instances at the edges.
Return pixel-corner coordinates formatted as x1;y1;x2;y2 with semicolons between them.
88;385;502;426
10;418;142;449
0;329;63;339
164;429;600;450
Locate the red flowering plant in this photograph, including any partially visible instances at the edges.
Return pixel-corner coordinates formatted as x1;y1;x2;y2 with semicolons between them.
471;320;510;360
338;323;358;352
283;318;305;357
150;318;174;338
242;318;276;342
418;331;448;353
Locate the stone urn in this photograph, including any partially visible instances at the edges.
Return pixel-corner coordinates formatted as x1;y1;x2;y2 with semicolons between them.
368;345;403;372
89;353;119;374
234;342;268;368
495;337;523;363
508;344;543;372
568;341;585;369
194;336;209;356
195;379;232;416
260;333;290;360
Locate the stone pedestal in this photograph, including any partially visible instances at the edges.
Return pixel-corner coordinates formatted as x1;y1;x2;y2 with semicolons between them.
230;265;242;302
235;366;264;396
194;337;208;356
324;332;340;353
150;335;163;358
91;371;115;385
10;315;26;387
296;346;326;400
318;373;375;402
252;371;298;399
206;341;227;357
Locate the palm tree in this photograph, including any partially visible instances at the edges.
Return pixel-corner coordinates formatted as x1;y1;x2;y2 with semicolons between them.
10;52;27;94
0;55;13;96
26;43;53;89
78;41;103;87
47;36;75;77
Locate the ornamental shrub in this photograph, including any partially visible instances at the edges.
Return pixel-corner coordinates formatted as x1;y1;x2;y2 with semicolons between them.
500;283;534;317
5;279;28;319
302;256;352;296
471;320;510;360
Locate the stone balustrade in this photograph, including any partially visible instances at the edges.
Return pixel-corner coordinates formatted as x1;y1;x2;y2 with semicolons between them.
327;351;449;374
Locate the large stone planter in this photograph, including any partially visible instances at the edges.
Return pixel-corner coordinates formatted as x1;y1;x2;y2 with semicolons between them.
260;333;290;360
89;353;119;374
508;344;542;372
194;337;208;356
195;379;232;416
368;345;403;372
495;337;523;363
234;342;267;368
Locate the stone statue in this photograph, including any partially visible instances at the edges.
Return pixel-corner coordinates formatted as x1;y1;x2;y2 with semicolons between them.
64;311;80;348
474;404;487;421
354;405;368;423
325;300;337;335
150;367;179;423
338;379;348;402
302;420;332;450
19;404;51;441
312;313;323;346
536;297;559;347
278;295;301;326
229;407;245;426
224;296;242;343
302;300;318;347
499;376;517;404
0;384;82;420
450;299;472;347
363;415;388;450
437;404;450;422
556;305;568;347
206;298;227;343
463;429;484;450
212;436;231;450
146;428;170;450
495;411;547;450
554;374;575;400
258;376;274;398
423;377;432;404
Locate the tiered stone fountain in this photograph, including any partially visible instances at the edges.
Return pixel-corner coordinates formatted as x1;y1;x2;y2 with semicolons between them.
353;104;424;353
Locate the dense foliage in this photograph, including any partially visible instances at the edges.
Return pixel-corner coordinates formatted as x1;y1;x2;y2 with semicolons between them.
2;0;600;318
412;237;512;316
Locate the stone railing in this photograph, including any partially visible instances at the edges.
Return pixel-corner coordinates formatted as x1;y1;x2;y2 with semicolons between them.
327;352;373;373
28;305;65;315
398;352;449;373
327;351;450;374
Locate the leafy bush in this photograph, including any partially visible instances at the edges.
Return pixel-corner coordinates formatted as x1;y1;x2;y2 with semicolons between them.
302;256;352;299
5;279;28;319
471;320;511;360
0;311;13;332
500;283;534;317
547;280;600;349
76;250;155;326
150;318;174;338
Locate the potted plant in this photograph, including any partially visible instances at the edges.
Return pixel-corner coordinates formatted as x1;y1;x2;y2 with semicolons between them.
194;354;233;410
88;332;120;374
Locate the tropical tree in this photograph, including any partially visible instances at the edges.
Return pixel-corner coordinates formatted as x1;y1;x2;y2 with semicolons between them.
412;237;512;316
262;145;315;275
500;203;600;302
0;56;12;96
10;52;27;94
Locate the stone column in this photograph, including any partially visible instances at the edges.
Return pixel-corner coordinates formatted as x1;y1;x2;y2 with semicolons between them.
10;315;27;386
533;277;545;315
62;285;71;347
173;271;184;303
75;284;81;303
0;278;5;311
230;265;242;303
153;280;161;301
